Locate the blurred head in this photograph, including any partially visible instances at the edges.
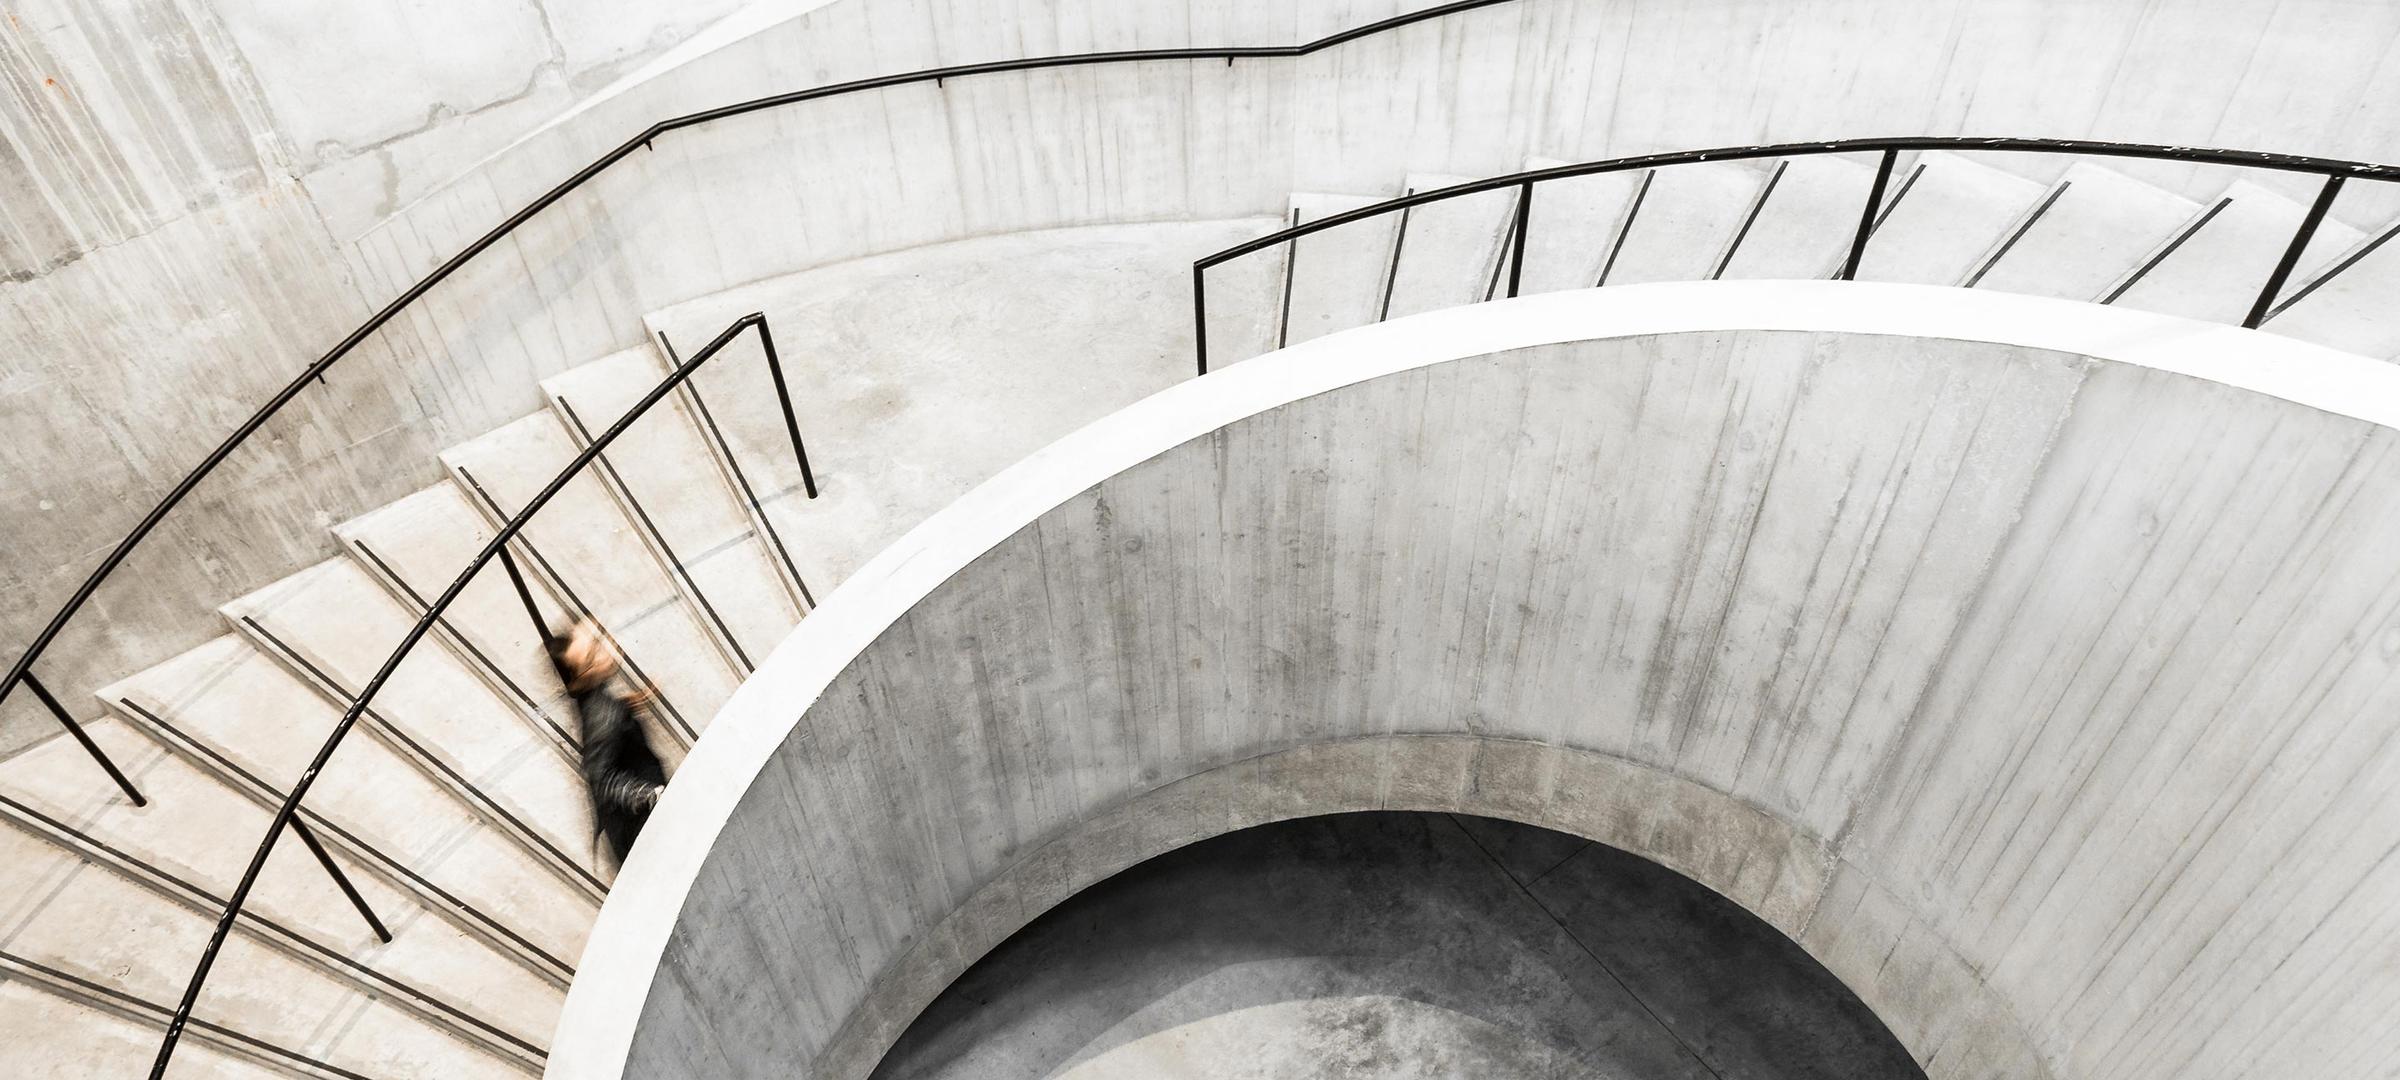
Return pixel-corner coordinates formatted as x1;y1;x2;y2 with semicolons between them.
546;619;620;693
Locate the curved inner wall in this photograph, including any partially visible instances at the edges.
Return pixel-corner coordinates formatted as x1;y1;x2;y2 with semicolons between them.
584;299;2400;1080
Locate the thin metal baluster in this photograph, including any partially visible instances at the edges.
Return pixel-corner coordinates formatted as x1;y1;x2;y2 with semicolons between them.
496;546;549;643
1276;207;1301;349
24;671;146;806
1505;182;1533;298
2245;175;2345;328
1193;263;1211;376
751;318;819;499
1377;190;1416;320
287;818;391;943
661;331;815;609
1840;150;1900;281
351;538;575;753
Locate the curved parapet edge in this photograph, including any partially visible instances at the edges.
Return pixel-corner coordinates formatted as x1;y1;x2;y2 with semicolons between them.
548;280;2400;1079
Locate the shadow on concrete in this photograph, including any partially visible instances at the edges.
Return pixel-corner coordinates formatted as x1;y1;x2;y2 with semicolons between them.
871;811;1922;1080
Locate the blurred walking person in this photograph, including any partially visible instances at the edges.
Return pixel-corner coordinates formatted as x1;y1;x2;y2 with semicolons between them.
545;619;668;867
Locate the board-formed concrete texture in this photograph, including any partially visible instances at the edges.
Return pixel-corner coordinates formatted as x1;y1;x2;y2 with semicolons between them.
554;283;2400;1080
25;0;2400;756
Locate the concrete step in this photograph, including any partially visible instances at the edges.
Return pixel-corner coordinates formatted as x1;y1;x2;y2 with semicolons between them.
1513;157;1648;296
539;347;805;672
1715;155;1875;280
0;821;530;1078
0;973;290;1080
96;635;597;975
1382;173;1517;320
222;560;607;891
2107;178;2365;325
1600;160;1766;286
0;716;560;1062
1968;161;2202;301
2259;212;2400;359
333;482;583;756
1282;190;1404;345
1851;151;2048;287
440;412;740;738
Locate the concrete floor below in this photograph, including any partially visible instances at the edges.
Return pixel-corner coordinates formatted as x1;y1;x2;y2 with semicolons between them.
870;812;1922;1079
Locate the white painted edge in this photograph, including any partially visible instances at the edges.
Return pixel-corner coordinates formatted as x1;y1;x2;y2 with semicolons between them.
544;280;2400;1078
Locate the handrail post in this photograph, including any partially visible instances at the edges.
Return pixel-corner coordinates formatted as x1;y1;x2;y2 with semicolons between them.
1841;149;1900;281
23;672;147;807
288;817;392;943
2245;174;2345;328
495;546;549;644
1193;263;1211;377
1505;181;1533;298
751;317;820;499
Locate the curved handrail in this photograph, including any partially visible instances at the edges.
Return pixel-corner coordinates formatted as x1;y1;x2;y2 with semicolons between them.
1191;136;2400;372
0;0;1522;731
6;0;2383;1068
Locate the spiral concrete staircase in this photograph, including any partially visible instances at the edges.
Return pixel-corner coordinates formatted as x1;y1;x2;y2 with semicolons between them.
7;143;2400;1078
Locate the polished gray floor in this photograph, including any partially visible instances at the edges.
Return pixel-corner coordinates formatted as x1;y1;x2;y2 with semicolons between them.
872;812;1922;1079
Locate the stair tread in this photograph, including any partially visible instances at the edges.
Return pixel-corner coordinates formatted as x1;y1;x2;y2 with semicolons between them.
1853;150;2048;287
95;635;597;966
0;824;528;1078
5;724;566;1056
1602;160;1768;286
540;347;803;669
223;559;606;871
441;412;741;734
2261;211;2400;358
334;482;582;746
1515;156;1649;295
2;716;568;1050
2110;178;2366;324
1970;161;2202;300
1383;172;1518;320
1716;155;1876;280
1283;190;1404;345
0;978;283;1080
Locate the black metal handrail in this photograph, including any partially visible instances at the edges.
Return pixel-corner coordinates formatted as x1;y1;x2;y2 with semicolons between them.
147;311;782;1074
0;0;1525;804
0;0;2377;1066
1191;136;2400;374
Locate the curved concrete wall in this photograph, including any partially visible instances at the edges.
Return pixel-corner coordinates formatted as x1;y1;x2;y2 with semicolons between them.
556;283;2400;1080
17;0;2400;751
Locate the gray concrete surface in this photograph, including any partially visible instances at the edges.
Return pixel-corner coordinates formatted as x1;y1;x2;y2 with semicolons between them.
871;812;1921;1080
606;327;2400;1080
21;0;2400;756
